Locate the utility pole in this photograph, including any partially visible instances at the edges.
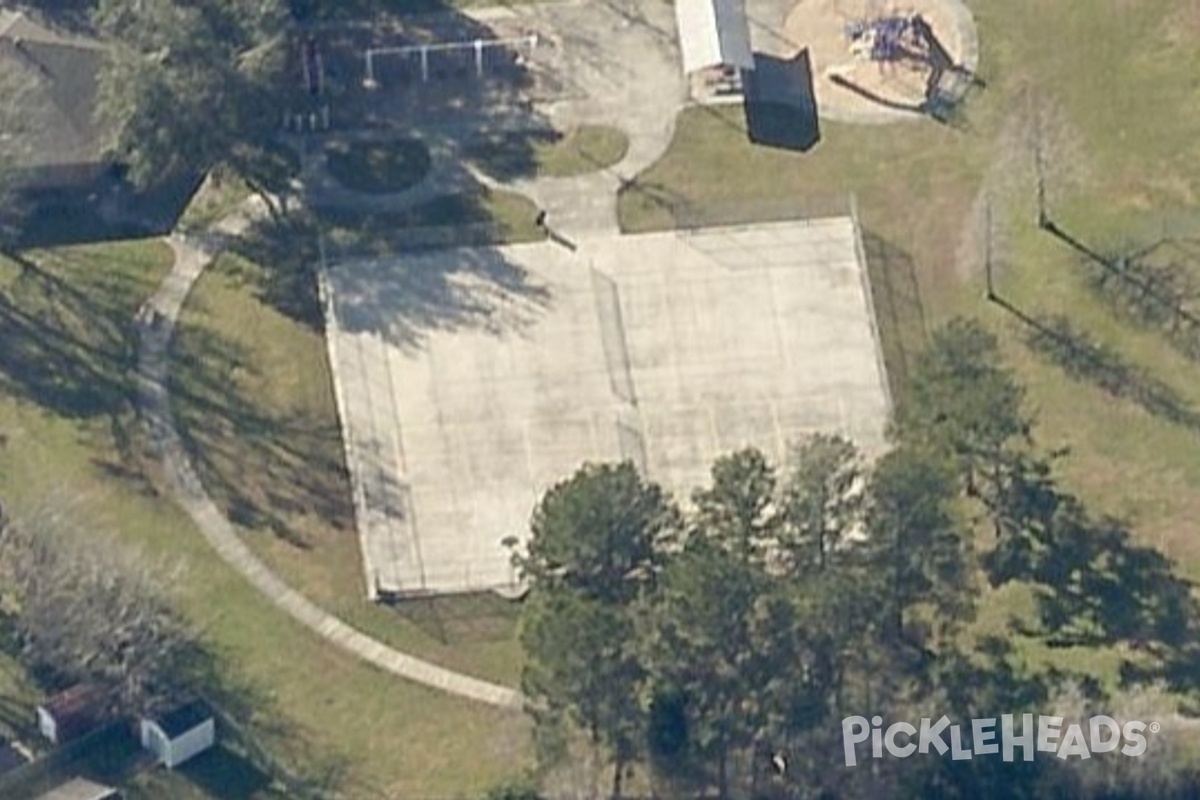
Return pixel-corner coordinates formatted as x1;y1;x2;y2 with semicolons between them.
984;197;997;303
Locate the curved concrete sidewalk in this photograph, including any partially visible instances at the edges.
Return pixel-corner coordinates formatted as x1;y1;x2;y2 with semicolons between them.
136;228;523;710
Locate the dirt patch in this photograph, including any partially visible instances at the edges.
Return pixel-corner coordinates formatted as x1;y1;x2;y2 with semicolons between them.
782;0;978;123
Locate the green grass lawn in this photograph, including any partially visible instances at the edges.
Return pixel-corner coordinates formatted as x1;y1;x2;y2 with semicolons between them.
0;242;530;799
301;0;558;19
180;145;301;233
0;651;39;743
315;188;546;257
465;125;630;181
170;252;524;687
179;174;254;233
620;0;1200;689
324;137;432;195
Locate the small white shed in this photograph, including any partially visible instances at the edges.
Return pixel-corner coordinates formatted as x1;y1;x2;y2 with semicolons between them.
139;701;215;768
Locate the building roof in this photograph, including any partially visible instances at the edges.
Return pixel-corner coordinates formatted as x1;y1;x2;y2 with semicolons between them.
0;8;109;171
39;683;108;741
40;683;106;718
148;700;213;739
34;777;118;800
674;0;754;74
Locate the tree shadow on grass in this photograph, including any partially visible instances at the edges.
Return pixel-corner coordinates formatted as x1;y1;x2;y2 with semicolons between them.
990;295;1200;432
175;201;553;545
1040;217;1200;359
228;215;325;330
615;175;694;233
0;246;172;497
0;253;139;420
168;317;354;548
859;230;928;394
462;127;561;183
174;745;274;799
229;184;551;342
186;644;357;800
315;187;546;256
980;457;1198;701
384;591;521;646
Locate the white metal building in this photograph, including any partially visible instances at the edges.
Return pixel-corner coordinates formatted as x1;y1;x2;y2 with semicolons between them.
674;0;754;98
139;701;216;769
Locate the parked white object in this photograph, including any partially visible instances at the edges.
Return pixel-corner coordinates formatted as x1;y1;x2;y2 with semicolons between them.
139;701;215;768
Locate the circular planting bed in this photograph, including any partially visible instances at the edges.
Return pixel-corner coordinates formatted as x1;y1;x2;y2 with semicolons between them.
324;137;432;194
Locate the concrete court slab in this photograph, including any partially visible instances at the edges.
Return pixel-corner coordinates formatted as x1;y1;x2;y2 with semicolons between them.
324;218;891;598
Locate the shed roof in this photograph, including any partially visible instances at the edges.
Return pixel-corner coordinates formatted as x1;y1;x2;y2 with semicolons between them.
674;0;754;74
40;684;106;721
149;701;213;739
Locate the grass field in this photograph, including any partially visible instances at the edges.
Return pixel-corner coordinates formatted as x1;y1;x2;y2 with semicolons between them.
465;125;631;181
170;252;524;687
179;174;254;234
315;187;546;257
620;0;1200;687
324;137;433;195
3;0;1198;794
0;242;530;799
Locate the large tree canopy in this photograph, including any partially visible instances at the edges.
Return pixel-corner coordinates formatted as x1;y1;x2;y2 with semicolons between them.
0;501;198;716
893;318;1031;494
516;319;1200;799
93;0;291;201
518;461;678;604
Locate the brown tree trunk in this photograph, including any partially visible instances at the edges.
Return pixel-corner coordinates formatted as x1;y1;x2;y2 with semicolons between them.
611;756;624;800
717;740;729;800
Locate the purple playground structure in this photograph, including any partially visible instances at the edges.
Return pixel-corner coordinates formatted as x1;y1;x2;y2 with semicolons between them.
844;14;926;62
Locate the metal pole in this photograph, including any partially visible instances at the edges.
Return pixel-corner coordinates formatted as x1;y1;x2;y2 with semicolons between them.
984;198;996;302
302;42;311;92
474;39;483;76
420;46;428;82
1035;139;1048;229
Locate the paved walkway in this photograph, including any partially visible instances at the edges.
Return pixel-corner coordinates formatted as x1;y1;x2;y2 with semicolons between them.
135;0;685;708
301;0;686;240
135;210;522;710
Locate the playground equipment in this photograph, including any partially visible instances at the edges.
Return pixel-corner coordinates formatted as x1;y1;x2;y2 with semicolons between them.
844;13;928;63
361;34;539;90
